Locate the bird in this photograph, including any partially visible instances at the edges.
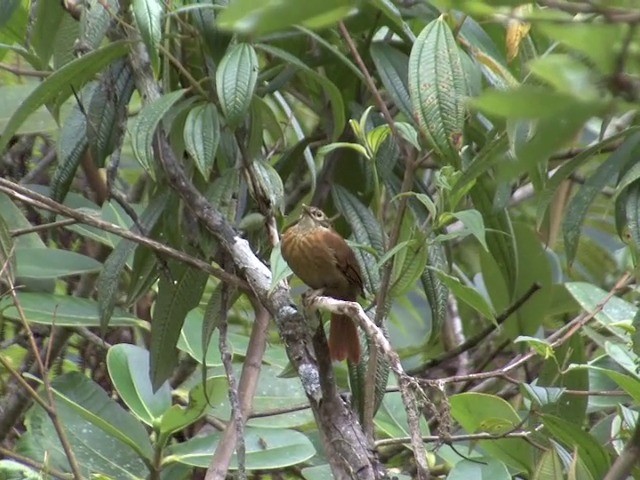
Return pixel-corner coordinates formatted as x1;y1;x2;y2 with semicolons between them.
280;205;363;363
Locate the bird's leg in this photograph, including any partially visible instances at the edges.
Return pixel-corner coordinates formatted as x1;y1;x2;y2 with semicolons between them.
302;287;325;308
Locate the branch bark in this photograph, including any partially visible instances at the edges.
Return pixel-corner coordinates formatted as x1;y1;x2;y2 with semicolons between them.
124;30;380;479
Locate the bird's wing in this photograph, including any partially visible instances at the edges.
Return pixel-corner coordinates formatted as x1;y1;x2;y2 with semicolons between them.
321;229;364;296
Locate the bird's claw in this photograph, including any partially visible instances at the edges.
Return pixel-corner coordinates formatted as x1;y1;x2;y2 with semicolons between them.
302;288;325;307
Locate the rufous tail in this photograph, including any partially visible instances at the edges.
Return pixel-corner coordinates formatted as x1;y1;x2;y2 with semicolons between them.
329;314;361;363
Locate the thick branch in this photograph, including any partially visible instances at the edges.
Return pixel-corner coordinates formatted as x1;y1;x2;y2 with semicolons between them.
124;32;379;478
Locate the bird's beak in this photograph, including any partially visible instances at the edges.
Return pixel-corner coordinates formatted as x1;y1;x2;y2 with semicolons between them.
301;204;312;215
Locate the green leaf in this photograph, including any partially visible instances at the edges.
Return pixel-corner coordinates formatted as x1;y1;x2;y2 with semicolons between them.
133;0;164;71
537;20;621;74
532;449;564;480
450;392;532;473
217;0;358;35
270;244;293;291
332;185;385;292
184;103;220;180
86;59;135;169
159;376;228;437
130;89;187;180
32;372;153;461
257;43;345;141
514;336;554;358
0;292;143;328
150;260;208;390
167;427;315;469
15;248;101;279
30;0;65;65
421;241;448;339
542;414;610;479
107;343;172;426
470;86;605;119
436;270;495;321
451;209;488;251
408;16;468;164
175;308;222;367
97;193;168;331
374;391;429;442
0;41;129;153
248;159;285;214
390;235;428;298
564;282;635;336
216;43;258;127
51;82;93;204
18;373;150;478
79;0;118;51
447;459;511;480
370;42;412;120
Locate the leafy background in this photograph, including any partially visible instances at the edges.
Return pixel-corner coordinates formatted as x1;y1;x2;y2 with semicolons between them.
0;0;640;479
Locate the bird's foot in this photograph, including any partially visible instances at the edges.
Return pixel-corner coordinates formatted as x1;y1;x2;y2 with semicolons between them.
302;288;325;307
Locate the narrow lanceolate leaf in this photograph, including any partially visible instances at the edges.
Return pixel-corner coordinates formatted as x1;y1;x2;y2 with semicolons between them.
216;43;258;127
247;159;285;214
98;193;169;332
87;59;135;168
565;133;640;265
133;0;164;71
80;0;118;51
184;103;220;180
130;89;186;180
150;260;208;391
408;16;468;165
332;185;385;293
421;240;448;339
370;42;412;120
390;234;429;298
51;82;95;204
0;41;129;153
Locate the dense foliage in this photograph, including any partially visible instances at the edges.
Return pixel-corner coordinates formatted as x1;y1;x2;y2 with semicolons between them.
1;0;640;479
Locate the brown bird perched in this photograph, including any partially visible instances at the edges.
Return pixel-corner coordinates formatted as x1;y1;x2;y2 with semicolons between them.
281;205;363;363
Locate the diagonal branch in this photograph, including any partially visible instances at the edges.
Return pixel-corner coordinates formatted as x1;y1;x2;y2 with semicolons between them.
124;28;380;479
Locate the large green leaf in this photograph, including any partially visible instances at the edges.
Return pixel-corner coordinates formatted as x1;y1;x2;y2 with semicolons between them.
216;43;258;128
184;102;220;180
217;0;358;35
408;16;468;164
447;459;511;480
150;260;208;390
17;373;150;478
370;42;412;120
0;41;129;153
167;427;315;469
15;248;101;279
450;392;533;473
542;414;611;479
132;0;163;71
107;343;172;426
130;89;186;179
0;293;143;327
97;193;169;331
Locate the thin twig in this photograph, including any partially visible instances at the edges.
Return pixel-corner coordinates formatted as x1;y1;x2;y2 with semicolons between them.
426;272;632;386
0;178;249;291
3;273;83;479
412;282;541;374
210;277;246;479
375;430;534;447
10;218;78;237
206;301;270;479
